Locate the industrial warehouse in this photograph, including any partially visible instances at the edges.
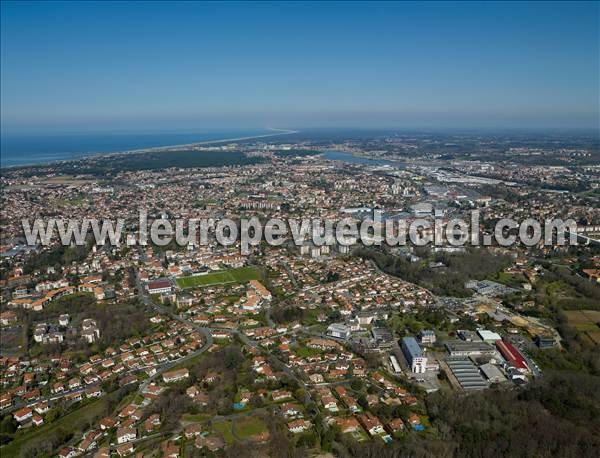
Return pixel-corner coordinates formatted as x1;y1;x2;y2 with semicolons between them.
444;357;489;390
391;328;534;394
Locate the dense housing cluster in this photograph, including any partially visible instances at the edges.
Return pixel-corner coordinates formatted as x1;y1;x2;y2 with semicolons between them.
1;131;599;457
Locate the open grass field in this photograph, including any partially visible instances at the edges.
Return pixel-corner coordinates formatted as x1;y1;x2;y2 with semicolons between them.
0;325;26;357
494;272;528;289
234;416;268;440
211;416;268;444
182;413;211;423
295;346;324;358
564;310;600;329
176;266;261;289
213;420;236;444
587;332;600;345
564;310;600;345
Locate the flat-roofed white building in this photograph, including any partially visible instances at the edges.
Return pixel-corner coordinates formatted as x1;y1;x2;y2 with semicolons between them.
480;363;507;383
389;355;402;373
327;323;350;340
477;329;502;343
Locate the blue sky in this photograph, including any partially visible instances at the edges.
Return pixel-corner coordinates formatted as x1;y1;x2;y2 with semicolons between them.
1;1;598;132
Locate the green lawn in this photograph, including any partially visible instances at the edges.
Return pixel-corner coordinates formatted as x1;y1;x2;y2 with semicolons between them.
182;413;210;423
295;346;323;358
211;416;268;444
176;267;261;289
234;417;268;439
213;420;235;444
170;350;207;371
493;272;528;289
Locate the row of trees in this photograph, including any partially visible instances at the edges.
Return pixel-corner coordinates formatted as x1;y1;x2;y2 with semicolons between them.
425;371;600;457
355;246;511;297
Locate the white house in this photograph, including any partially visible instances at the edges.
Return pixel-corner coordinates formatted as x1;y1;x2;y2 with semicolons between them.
116;427;137;444
13;407;32;423
287;419;311;433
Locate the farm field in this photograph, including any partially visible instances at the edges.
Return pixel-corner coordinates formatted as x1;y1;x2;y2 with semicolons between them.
563;310;600;345
175;266;261;289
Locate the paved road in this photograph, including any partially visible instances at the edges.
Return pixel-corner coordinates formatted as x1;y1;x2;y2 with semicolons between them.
107;431;165;453
134;270;214;392
279;260;300;289
0;386;86;415
136;267;318;415
135;271;213;348
138;346;212;393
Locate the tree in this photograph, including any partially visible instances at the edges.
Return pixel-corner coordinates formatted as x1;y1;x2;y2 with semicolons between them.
350;377;364;391
45;407;63;423
0;416;17;434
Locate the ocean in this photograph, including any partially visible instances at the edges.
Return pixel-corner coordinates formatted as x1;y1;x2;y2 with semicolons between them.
0;129;273;167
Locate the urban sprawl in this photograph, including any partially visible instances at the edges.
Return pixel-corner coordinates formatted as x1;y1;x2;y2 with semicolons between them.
1;131;599;457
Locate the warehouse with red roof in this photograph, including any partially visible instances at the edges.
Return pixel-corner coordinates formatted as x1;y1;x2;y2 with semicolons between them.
496;339;529;373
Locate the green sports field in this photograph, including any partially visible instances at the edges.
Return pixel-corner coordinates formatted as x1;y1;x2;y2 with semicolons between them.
176;266;261;289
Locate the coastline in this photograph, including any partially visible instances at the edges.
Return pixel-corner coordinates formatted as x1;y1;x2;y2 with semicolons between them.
121;128;299;153
0;128;300;169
